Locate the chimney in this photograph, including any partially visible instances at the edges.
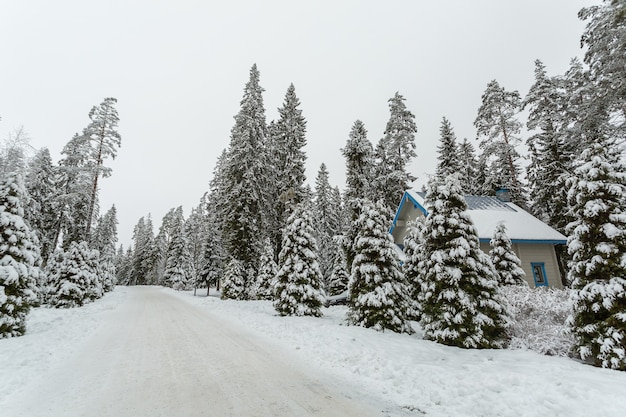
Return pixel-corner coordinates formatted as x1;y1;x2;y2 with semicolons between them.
495;188;511;203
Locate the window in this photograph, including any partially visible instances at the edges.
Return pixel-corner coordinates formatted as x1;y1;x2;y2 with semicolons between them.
531;262;548;287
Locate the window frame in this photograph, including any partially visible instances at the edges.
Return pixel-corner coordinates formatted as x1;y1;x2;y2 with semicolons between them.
531;262;548;287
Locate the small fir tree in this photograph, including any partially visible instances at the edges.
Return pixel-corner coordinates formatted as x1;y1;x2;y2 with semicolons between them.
436;117;461;179
163;227;191;291
273;204;325;317
221;258;246;300
256;238;277;300
489;222;527;286
402;218;427;321
566;138;626;370
327;245;349;296
347;199;413;334
0;175;39;338
420;175;510;348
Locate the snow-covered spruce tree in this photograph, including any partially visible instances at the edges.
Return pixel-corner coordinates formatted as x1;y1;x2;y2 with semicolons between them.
420;175;510;348
218;64;268;283
489;222;526;286
0;174;40;338
342;120;375;269
566;137;626;370
162;219;191;291
436;117;461;179
185;204;207;291
255;238;277;300
221;258;246;300
347;199;413;334
130;215;156;285
327;244;349;296
273;204;325;317
91;205;118;292
402;218;427;321
198;214;223;295
47;241;100;308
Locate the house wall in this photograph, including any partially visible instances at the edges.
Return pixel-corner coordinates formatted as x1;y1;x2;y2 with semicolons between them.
515;243;563;289
480;242;563;288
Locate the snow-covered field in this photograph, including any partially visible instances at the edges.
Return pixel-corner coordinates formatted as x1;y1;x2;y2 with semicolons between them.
1;286;626;417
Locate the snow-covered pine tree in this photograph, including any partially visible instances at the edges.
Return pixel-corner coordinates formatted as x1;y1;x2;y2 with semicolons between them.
579;0;626;137
566;136;626;370
489;222;526;286
115;245;133;286
474;80;527;206
347;199;413;334
0;126;31;178
91;205;118;292
0;174;40;337
198;210;223;295
314;163;341;284
327;242;349;297
273;204;325;317
24;147;59;261
185;204;207;291
342;120;375;269
402;218;427;321
374;92;418;213
221;258;246;300
420;175;510;348
457;138;480;194
436;117;461;179
82;97;121;239
47;241;99;308
130;215;156;285
256;238;277;300
522;60;571;232
54;133;93;248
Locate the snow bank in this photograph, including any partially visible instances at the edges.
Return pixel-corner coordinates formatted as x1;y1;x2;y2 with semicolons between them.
0;287;131;404
172;288;626;417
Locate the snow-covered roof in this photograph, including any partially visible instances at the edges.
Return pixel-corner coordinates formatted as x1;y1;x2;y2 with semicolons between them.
397;190;567;244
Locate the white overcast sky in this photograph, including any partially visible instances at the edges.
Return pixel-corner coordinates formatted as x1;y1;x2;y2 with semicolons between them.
1;0;594;247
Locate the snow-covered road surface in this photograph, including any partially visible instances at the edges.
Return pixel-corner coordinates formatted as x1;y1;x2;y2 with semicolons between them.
3;287;380;417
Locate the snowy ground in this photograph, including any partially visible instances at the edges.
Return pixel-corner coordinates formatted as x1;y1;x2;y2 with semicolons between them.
1;286;626;416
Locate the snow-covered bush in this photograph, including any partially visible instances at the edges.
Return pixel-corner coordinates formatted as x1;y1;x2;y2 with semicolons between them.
502;285;574;357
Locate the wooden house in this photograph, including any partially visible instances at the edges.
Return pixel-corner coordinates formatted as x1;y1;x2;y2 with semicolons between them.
390;190;568;288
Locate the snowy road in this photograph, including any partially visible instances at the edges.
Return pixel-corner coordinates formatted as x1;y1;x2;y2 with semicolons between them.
5;287;380;417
